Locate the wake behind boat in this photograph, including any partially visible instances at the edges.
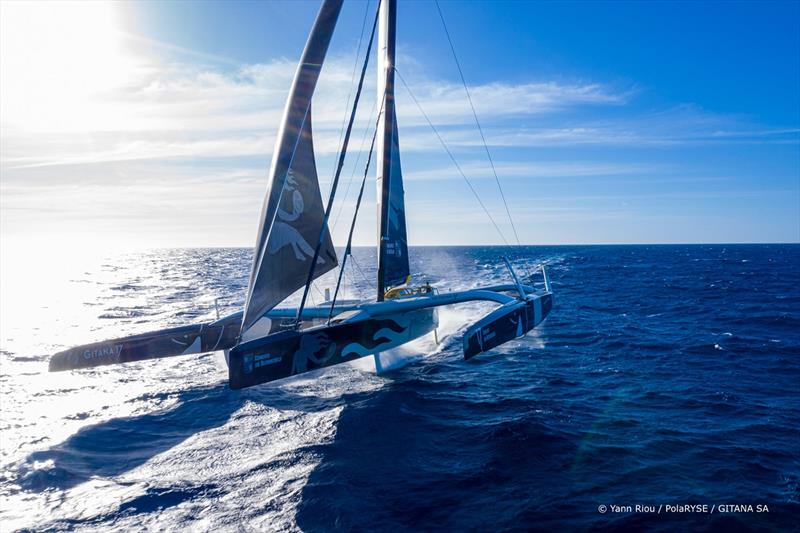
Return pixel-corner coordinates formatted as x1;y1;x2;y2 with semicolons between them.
48;0;553;389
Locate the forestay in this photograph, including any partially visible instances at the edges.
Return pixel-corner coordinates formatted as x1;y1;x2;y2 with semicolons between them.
242;0;343;335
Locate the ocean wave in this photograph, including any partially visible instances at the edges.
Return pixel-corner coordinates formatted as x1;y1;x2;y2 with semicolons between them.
1;245;799;530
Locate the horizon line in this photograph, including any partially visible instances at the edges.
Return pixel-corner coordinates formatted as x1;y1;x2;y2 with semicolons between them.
98;241;800;250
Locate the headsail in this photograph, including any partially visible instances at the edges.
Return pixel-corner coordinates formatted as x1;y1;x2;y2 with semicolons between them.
242;0;343;335
376;0;410;300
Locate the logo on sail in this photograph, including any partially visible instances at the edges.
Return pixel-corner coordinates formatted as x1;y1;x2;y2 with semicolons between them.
268;171;327;264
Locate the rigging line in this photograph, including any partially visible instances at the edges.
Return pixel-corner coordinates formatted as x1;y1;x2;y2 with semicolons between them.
328;103;383;322
352;262;366;298
343;246;367;299
350;253;371;288
329;94;382;308
331;97;378;232
311;279;325;299
352;261;367;299
296;0;381;324
330;0;373;180
434;0;520;245
394;68;510;246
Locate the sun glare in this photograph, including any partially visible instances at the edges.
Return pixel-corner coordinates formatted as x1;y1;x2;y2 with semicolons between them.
0;1;135;133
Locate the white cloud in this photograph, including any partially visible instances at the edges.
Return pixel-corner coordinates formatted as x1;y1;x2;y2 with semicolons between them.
1;31;631;170
2;2;795;248
4;27;785;174
404;161;660;181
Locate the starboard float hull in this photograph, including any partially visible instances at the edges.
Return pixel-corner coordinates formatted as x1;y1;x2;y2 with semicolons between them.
228;308;438;389
463;292;553;360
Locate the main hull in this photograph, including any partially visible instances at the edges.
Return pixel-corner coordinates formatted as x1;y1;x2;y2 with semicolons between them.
228;308;438;389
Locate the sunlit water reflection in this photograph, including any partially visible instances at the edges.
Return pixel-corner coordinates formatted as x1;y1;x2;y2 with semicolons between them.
2;245;798;530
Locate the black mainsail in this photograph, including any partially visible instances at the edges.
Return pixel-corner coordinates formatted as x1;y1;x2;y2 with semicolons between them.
241;0;343;336
376;0;410;300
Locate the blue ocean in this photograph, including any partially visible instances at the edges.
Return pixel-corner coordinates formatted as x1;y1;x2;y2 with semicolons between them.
1;244;798;531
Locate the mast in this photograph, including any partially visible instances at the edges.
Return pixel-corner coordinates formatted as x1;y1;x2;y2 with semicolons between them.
376;0;396;302
376;0;409;301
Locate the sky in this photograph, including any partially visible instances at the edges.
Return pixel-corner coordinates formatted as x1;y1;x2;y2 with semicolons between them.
1;0;798;250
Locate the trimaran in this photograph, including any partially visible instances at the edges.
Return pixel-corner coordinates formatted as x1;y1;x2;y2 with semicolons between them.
49;0;554;389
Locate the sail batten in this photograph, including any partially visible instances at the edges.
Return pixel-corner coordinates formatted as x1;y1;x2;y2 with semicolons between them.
242;0;343;335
